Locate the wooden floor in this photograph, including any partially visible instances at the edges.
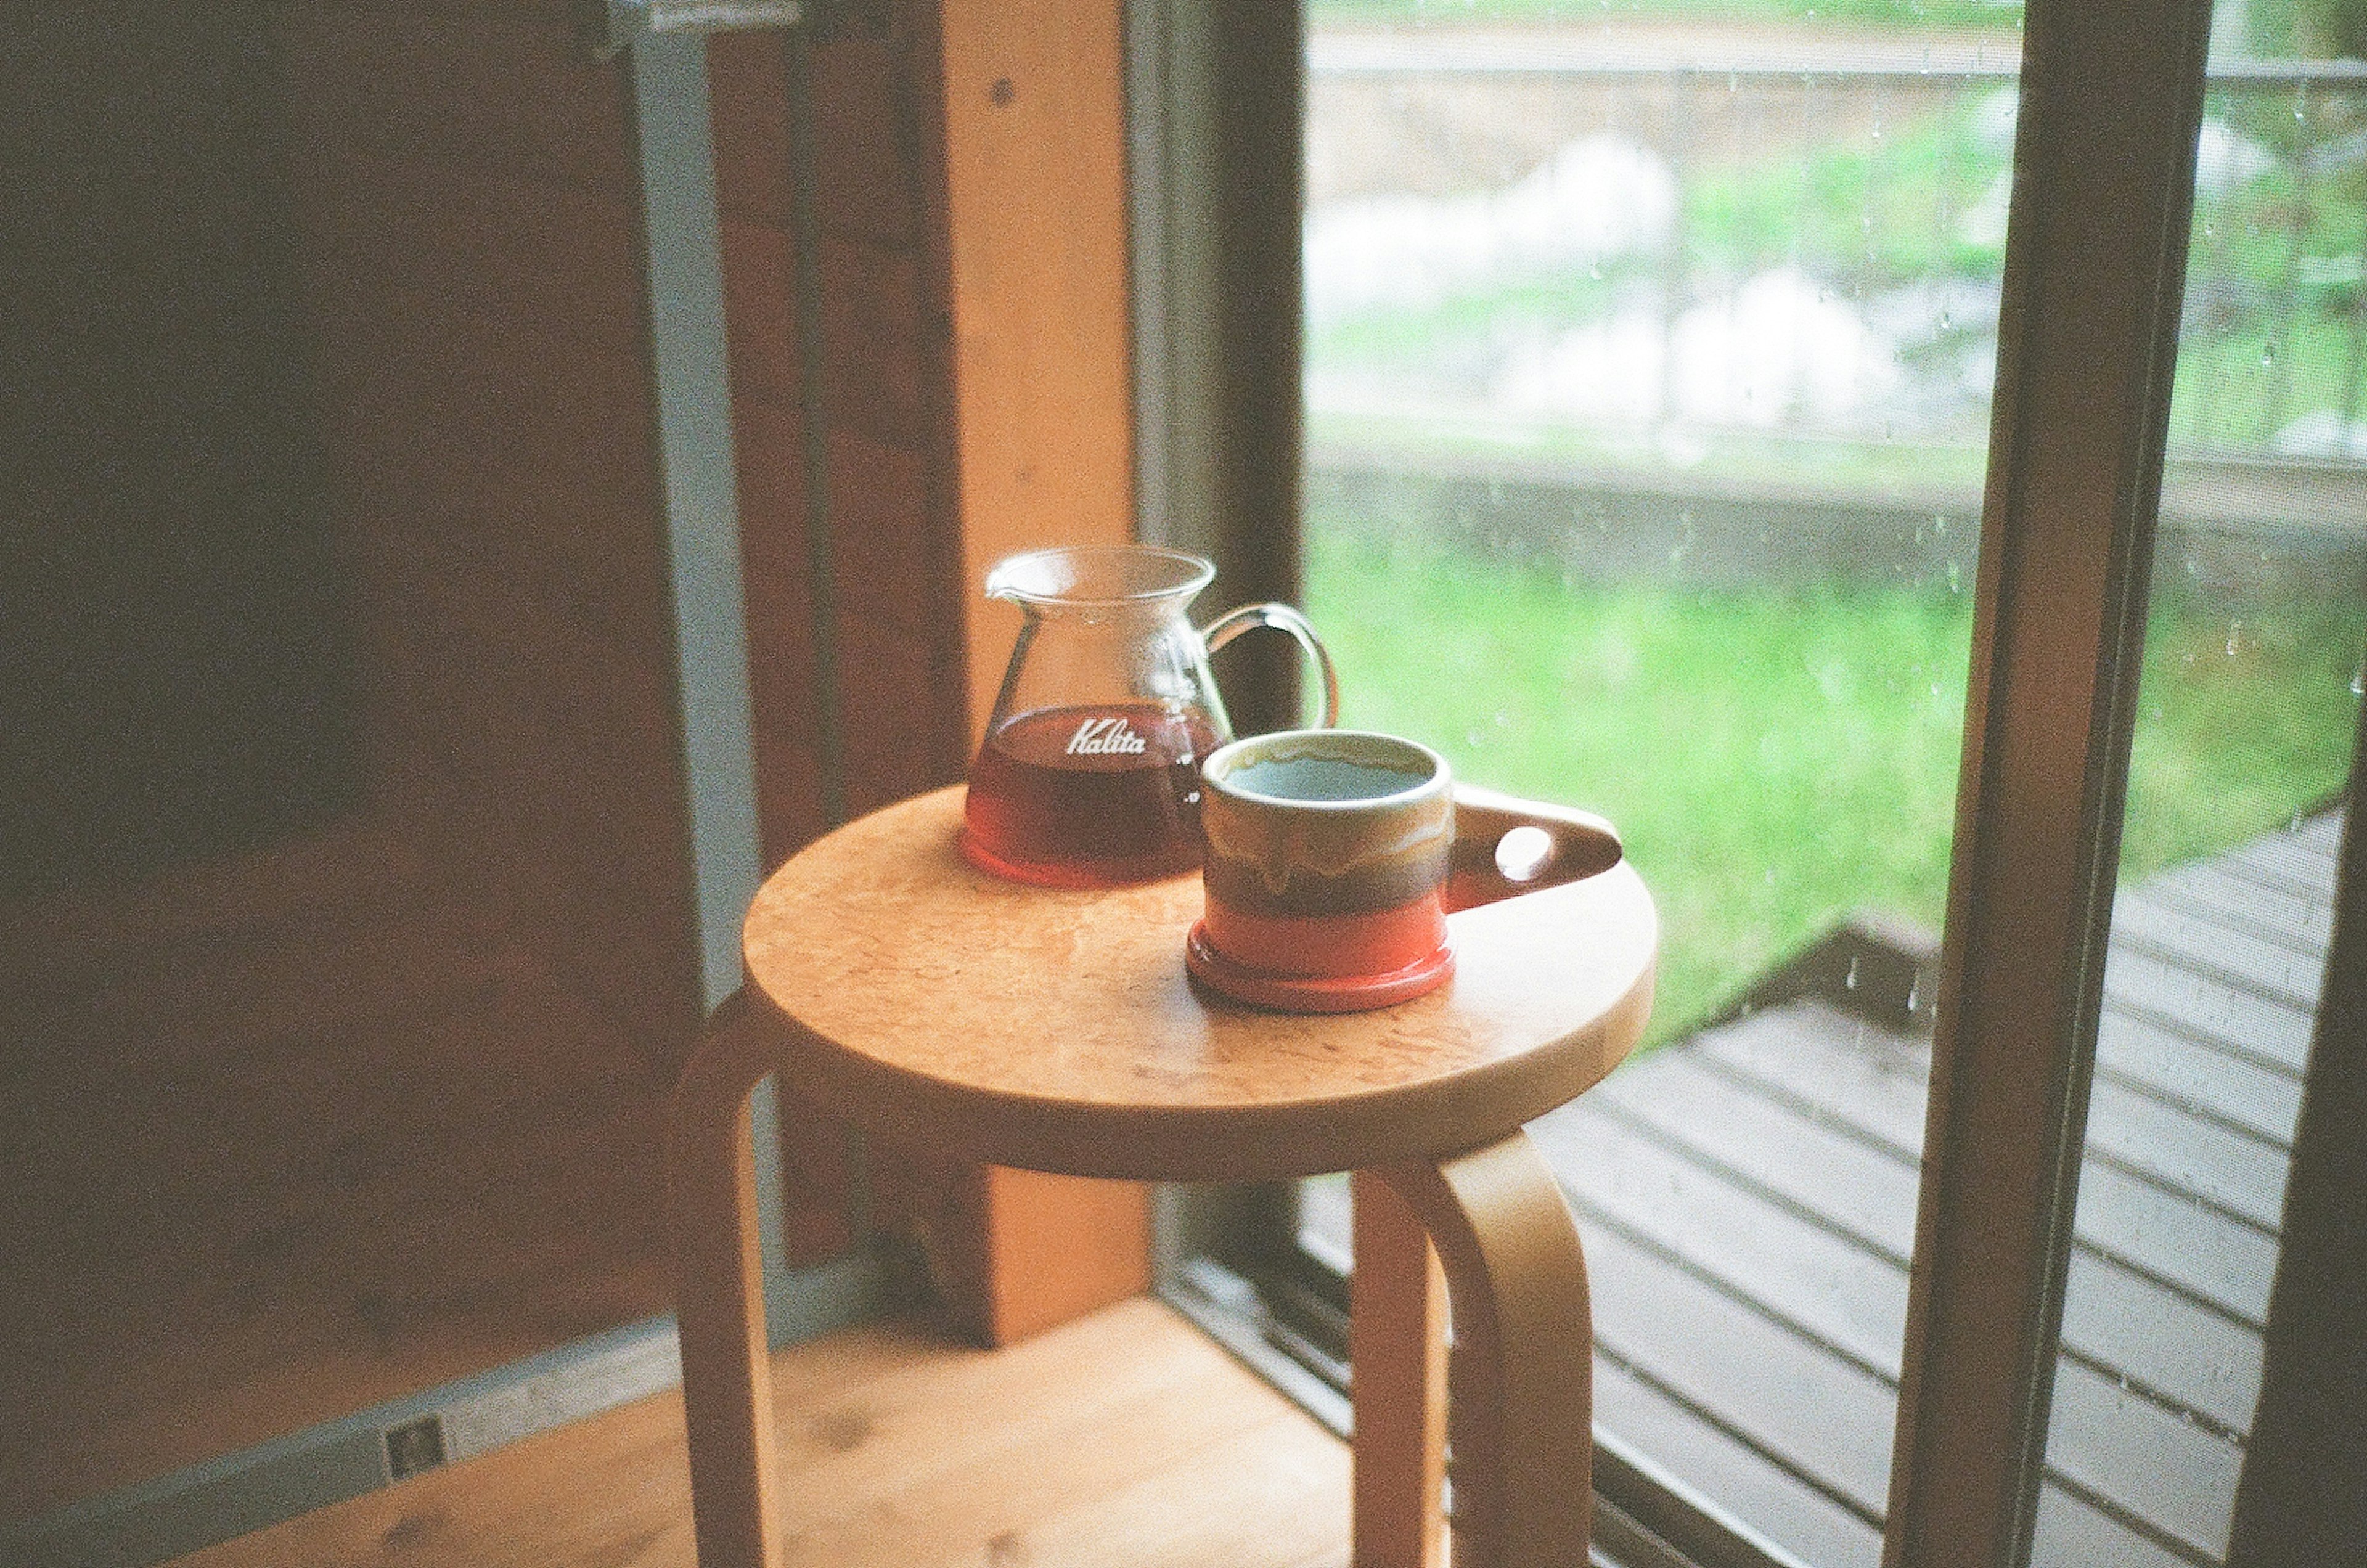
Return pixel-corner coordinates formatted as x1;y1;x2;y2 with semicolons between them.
1532;811;2339;1568
170;1297;1350;1568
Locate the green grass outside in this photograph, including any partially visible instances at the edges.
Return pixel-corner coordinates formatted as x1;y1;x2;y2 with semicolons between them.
1303;523;2365;1044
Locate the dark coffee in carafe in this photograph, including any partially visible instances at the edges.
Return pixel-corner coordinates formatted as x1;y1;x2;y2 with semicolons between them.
961;703;1222;888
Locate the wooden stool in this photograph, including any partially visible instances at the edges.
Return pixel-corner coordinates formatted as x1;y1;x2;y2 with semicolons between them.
670;785;1656;1567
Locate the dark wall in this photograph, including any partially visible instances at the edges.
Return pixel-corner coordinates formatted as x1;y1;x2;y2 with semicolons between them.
1;10;354;897
0;3;704;1517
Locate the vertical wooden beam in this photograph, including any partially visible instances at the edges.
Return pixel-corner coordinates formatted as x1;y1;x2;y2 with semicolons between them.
1881;0;2213;1561
932;0;1152;1344
938;0;1137;743
1351;1170;1449;1568
981;1167;1153;1344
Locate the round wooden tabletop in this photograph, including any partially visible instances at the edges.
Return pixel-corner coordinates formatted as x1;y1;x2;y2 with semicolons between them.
742;786;1657;1182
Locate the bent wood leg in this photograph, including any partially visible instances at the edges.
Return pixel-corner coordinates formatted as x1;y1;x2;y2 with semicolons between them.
669;990;789;1568
1381;1131;1594;1568
1352;1170;1450;1568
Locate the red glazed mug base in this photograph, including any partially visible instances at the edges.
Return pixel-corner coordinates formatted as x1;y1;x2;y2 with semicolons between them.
1184;922;1455;1014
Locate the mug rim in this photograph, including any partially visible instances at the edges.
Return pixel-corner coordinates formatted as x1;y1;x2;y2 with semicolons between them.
1202;729;1450;813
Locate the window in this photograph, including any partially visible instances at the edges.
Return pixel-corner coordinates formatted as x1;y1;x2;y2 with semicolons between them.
1137;0;2364;1562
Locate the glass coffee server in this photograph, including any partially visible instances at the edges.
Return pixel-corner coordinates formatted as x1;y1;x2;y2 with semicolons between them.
1130;0;2367;1562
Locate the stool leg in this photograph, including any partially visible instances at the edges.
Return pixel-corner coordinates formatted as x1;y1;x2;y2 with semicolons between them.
1352;1170;1450;1568
669;991;788;1568
1380;1131;1593;1568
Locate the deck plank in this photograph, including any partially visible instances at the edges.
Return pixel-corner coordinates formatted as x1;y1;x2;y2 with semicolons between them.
1572;1015;2270;1412
1583;1225;1900;1519
2226;825;2342;891
2109;892;2325;1012
1534;1100;1910;1378
1593;1360;1886;1568
2101;947;2315;1072
2061;1251;2263;1435
2045;1359;2241;1561
2071;1159;2278;1328
1593;1053;1920;1261
1555;813;2338;1567
2032;1485;2205;1568
2093;1011;2304;1148
2141;862;2334;954
2080;1079;2287;1233
1691;1002;2289;1288
1694;1005;1928;1158
2287;810;2345;857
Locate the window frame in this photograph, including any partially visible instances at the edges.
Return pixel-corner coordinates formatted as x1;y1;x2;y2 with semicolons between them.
1881;0;2219;1559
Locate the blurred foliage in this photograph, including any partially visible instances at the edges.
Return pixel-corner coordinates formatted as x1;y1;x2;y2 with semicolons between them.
1681;92;2009;287
1306;0;2367;52
2247;0;2367;58
1309;78;2367;455
1308;0;2024;27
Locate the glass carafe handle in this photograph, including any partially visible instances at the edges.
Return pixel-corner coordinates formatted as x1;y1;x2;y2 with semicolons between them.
1199;603;1341;730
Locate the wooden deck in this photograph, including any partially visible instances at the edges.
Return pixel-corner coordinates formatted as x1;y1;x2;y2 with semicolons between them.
1531;811;2340;1568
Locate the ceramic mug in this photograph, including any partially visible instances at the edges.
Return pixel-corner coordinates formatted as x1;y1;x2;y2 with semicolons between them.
1186;729;1457;1011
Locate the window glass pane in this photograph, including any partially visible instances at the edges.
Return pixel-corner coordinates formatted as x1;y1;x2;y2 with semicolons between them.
2031;13;2366;1564
1298;2;2362;1561
1299;1;2022;1559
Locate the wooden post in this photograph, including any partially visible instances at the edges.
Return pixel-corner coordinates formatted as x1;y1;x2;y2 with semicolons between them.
1352;1170;1449;1568
1384;1135;1595;1568
669;994;787;1568
935;0;1153;1344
